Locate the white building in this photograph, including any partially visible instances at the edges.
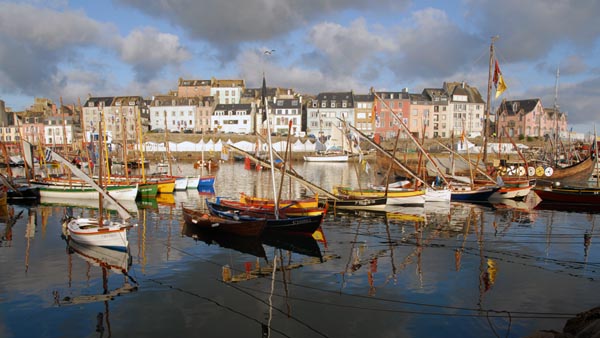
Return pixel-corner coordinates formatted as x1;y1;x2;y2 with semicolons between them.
445;82;486;138
270;97;303;136
306;92;355;140
212;103;255;134
149;96;197;132
211;79;245;104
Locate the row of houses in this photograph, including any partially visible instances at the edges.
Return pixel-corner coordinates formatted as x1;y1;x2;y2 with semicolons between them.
0;77;569;150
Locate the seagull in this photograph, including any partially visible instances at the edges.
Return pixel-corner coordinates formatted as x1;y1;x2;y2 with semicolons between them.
264;49;275;55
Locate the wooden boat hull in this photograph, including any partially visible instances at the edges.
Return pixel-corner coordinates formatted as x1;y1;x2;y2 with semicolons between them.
450;186;499;202
6;186;41;203
155;180;175;194
197;175;216;187
182;206;265;236
535;155;596;186
219;199;326;217
335;186;425;205
327;196;388;210
38;184;138;201
533;186;600;204
138;183;159;198
174;177;188;191
65;218;129;251
239;192;318;209
186;175;200;189
206;200;322;235
490;185;532;200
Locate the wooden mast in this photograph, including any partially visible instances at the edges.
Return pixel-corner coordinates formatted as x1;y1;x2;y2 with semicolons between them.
483;36;499;165
98;110;104;226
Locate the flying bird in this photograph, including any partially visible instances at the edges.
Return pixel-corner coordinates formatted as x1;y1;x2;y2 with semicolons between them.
264;49;275;55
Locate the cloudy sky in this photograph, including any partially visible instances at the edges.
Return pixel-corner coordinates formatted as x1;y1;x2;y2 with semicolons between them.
1;0;599;134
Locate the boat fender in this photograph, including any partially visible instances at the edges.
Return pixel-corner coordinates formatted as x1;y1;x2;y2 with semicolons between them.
535;166;545;177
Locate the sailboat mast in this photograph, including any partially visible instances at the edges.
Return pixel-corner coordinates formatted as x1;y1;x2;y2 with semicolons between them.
553;67;560;166
164;110;173;176
483;36;498;164
98;110;104;225
262;74;279;219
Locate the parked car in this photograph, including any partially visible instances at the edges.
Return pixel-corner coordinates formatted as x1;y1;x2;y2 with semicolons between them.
183;129;193;134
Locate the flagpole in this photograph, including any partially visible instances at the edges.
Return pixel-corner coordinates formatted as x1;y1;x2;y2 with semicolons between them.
483;35;499;165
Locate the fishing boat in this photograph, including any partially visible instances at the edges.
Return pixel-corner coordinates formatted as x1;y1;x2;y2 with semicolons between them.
197;175;216;188
36;181;138;201
186;175;200;189
450;183;500;202
334;186;426;205
182;206;266;237
219;198;326;217
326;195;388;211
206;199;323;235
240;192;319;209
304;124;357;162
531;155;596;186
532;184;600;204
488;176;534;200
51;114;136;251
0;173;40;203
303;152;349;162
490;184;532;200
65;218;131;251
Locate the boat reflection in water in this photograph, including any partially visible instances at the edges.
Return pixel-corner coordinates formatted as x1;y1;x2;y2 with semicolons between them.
261;230;323;261
54;239;138;336
41;196;139;213
182;223;267;258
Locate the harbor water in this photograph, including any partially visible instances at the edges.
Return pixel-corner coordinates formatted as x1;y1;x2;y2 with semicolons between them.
1;160;599;337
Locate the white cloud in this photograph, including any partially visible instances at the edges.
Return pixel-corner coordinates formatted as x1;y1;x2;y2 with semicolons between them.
118;27;192;81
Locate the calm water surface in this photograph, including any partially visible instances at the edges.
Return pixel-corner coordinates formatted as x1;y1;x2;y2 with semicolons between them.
1;161;599;338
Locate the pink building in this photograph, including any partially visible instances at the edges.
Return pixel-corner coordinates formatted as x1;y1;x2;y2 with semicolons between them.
495;99;567;138
373;91;410;141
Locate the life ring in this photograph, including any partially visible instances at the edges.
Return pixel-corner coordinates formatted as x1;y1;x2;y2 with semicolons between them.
518;166;526;176
535;166;545;176
527;166;536;177
544;167;554;177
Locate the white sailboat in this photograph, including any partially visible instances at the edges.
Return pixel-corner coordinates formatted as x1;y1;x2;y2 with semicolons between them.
54;114;136;251
304;124;351;162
